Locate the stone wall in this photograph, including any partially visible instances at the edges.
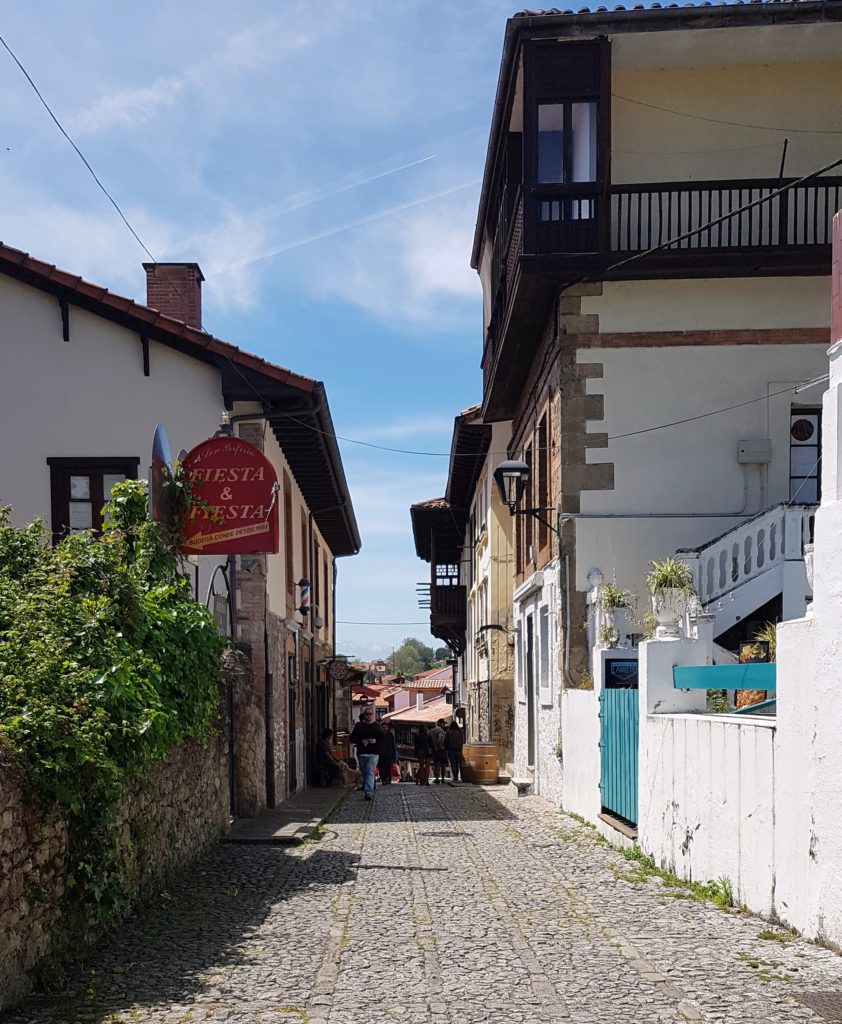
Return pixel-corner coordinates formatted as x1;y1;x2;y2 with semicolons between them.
0;732;228;1010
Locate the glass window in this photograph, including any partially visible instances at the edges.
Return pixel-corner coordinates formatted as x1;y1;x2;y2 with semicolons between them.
571;101;598;182
47;459;139;542
537;104;565;184
789;410;821;503
70;476;90;500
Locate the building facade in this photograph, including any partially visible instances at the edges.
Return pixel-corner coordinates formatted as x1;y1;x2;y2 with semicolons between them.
0;244;360;815
472;5;839;808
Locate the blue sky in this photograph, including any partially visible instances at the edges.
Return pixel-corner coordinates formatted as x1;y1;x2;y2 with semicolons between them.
0;1;521;661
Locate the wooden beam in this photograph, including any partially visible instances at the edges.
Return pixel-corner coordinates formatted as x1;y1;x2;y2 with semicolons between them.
59;297;70;342
141;335;150;376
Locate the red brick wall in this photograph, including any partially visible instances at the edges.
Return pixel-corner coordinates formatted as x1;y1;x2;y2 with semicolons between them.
143;263;203;328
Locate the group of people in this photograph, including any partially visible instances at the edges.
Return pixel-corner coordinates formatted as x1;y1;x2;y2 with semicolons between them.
317;709;466;799
412;718;464;786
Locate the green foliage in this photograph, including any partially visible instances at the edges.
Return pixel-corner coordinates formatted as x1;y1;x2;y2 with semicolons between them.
0;481;225;940
390;637;437;677
753;621;778;661
646;556;695;596
598;582;634;611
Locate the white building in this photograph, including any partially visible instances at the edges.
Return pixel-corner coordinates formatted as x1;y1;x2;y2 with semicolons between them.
471;4;841;817
0;244;360;812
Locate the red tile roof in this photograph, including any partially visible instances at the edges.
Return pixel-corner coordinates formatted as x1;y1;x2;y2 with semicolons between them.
382;696;453;725
0;241;316;393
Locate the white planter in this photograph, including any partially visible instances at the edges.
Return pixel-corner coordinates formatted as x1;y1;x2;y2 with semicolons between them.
599;609;620;648
651;589;688;638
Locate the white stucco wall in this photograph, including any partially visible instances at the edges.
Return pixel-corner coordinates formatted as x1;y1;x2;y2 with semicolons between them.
637;635;777;914
560;688;601;823
773;342;842;945
575;343;828;609
0;274;223;528
581;278;829;335
611;57;842;186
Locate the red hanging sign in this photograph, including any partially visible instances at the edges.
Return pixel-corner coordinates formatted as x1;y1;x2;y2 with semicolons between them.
180;436;279;555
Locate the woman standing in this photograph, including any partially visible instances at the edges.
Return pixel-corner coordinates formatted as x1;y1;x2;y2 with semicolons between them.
413;724;433;786
378;722;399;785
445;720;464;782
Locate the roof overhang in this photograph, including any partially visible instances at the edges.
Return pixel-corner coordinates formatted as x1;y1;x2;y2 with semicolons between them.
0;241;360;558
471;0;842;267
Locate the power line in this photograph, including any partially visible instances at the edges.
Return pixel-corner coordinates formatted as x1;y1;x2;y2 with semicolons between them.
261;373;828;457
613;93;842;136
0;32;155;262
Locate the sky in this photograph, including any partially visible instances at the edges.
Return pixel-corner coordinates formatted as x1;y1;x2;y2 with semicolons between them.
0;1;522;661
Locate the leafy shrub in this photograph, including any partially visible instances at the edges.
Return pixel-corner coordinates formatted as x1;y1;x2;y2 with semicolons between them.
0;480;225;935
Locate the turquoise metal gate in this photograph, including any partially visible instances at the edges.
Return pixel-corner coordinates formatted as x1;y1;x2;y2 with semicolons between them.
599;687;639;826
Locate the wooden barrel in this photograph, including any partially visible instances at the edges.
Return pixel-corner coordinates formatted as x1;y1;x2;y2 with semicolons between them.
462;743;500;785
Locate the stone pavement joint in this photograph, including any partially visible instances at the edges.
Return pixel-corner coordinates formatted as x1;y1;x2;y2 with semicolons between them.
6;784;842;1024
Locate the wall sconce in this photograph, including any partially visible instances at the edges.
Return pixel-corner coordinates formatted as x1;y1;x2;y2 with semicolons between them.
493;459;559;536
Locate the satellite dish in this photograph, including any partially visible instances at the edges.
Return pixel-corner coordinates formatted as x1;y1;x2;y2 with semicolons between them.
150;423;173;524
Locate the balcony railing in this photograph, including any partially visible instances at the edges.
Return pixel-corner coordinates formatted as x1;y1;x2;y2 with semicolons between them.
610;177;842;253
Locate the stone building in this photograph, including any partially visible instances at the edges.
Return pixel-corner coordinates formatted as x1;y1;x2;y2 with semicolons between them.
471;4;838;807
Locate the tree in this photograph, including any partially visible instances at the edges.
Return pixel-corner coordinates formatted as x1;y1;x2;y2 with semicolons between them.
389;637;437;676
433;647;448;662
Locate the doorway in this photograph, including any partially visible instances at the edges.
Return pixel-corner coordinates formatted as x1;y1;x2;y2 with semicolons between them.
526;613;536;767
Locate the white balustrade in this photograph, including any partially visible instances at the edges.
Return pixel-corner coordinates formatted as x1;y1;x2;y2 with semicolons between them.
677;504;815;609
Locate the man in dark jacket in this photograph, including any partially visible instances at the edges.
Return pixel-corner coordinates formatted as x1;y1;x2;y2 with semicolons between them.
349;708;382;800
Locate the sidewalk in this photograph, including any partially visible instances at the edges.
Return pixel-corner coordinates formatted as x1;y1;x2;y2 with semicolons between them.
224;784;351;845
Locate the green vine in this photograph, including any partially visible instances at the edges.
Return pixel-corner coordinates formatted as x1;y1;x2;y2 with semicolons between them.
0;478;225;958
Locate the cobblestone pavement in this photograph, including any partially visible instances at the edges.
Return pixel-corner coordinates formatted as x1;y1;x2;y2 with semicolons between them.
10;784;842;1024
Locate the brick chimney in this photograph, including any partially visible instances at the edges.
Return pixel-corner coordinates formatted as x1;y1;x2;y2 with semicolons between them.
143;262;204;329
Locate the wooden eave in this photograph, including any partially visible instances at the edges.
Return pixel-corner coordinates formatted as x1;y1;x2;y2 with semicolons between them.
444;412;492;510
410;500;464;563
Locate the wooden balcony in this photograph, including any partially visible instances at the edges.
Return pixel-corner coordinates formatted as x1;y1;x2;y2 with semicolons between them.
482;176;842;416
429;584;466;656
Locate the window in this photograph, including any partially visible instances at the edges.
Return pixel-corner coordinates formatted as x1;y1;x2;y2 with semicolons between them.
539;607;551;705
47;457;139;542
538;101;597;184
790;410;821;503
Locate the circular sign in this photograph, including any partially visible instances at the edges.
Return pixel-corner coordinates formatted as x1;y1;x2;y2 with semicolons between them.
328;659;350;681
791;418;815;442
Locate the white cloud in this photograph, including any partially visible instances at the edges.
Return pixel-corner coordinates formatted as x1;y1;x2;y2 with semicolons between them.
68;21;308;136
303;193;482;327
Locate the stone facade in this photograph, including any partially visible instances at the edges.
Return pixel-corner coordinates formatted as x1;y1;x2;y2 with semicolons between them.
0;732;228;1010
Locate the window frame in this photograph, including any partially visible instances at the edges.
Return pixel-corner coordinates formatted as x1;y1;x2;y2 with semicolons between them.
47;456;140;543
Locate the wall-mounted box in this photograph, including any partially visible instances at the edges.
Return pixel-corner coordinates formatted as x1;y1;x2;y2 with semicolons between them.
737;439;772;464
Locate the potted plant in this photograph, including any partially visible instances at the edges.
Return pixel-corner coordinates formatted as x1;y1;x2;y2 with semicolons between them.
597;582;634;648
646;557;695;637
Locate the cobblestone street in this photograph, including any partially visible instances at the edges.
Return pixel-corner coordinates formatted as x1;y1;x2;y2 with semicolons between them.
11;784;842;1024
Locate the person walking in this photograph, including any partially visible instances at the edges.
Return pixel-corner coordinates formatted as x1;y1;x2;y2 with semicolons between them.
430;717;447;784
378;722;399;785
413;724;433;786
445;719;464;782
350;708;382;800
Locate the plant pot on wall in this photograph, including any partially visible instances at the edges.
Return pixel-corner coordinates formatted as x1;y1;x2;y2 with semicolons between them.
646;557;695;639
650;589;689;638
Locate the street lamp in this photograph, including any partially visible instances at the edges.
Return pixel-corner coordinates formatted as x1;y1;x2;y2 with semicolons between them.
493;460;559;536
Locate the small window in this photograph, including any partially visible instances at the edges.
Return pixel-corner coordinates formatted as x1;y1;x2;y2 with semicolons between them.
789;410;821;503
537;100;598;186
47;457;140;542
